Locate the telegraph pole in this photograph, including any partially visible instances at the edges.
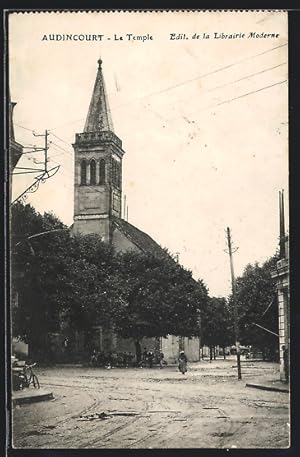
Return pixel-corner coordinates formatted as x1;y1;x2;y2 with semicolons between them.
45;129;48;173
33;129;49;173
226;227;242;380
11;129;59;205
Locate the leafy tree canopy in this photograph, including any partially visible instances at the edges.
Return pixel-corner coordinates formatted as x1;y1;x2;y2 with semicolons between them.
200;296;234;349
11;203;209;358
230;256;279;359
112;251;208;341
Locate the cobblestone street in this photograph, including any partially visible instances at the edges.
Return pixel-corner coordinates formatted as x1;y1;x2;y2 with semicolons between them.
12;358;290;449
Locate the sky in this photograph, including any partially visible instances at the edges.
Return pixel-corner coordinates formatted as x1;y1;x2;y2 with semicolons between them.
9;11;288;297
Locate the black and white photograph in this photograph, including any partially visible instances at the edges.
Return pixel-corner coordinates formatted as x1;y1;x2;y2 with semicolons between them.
7;10;289;449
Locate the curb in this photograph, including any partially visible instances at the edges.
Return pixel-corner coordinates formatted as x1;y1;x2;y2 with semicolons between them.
245;383;289;393
12;391;54;406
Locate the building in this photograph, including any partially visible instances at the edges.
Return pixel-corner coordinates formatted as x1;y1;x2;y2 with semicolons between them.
271;191;289;382
9;93;28;359
71;60;201;363
9;93;23;172
72;59;169;258
9;92;23;207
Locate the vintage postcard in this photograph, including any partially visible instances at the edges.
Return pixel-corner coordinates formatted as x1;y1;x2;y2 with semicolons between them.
7;10;289;449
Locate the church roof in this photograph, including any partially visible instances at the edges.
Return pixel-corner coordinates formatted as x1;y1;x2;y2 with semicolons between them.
84;59;114;133
112;217;169;260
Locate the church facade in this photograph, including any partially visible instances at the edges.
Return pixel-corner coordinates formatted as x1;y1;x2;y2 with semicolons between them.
71;59;201;364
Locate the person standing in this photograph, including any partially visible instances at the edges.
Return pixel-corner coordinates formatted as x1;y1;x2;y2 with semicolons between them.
90;349;97;367
142;347;148;361
147;350;154;368
159;352;165;369
140;347;148;367
178;350;188;374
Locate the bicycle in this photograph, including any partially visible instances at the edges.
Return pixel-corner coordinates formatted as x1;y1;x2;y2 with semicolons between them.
18;363;40;389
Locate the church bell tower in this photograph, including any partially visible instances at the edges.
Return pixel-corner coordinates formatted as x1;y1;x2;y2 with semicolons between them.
73;59;125;242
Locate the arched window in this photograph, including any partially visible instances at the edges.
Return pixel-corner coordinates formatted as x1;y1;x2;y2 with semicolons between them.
99;159;106;185
112;159;116;186
80;160;87;185
90;159;96;185
117;162;121;188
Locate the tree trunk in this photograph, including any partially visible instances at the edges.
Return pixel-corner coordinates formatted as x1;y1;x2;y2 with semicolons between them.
223;346;226;360
135;340;141;365
213;346;216;360
209;346;213;362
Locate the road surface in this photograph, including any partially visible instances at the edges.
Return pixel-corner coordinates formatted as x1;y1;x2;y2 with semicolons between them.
12;359;290;449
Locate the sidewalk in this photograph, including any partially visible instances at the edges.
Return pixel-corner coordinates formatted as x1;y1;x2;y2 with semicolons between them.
12;388;54;406
192;358;290;393
245;379;289;393
236;361;289;393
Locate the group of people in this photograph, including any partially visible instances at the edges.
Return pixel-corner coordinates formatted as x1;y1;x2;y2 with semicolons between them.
139;349;187;372
141;348;159;368
90;347;188;372
90;350;135;368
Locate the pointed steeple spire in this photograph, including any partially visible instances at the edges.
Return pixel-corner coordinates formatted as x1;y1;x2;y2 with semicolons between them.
84;59;114;133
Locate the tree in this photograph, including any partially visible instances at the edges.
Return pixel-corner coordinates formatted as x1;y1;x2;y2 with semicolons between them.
11;202;210;363
56;233;119;338
11;203;118;360
112;251;208;361
200;297;234;360
11;203;69;358
231;256;279;360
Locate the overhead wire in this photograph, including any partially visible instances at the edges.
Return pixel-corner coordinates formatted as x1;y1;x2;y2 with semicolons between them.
13;41;288;257
14;123;34;133
35;61;288;151
14;43;288;194
166;78;287;128
216;79;287;108
126;43;287;101
15;74;288;170
49;131;73;146
48;42;287;131
50;142;73;155
149;68;288;125
173;61;286;108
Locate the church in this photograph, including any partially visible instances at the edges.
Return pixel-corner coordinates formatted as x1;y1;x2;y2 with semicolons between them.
71;59;201;364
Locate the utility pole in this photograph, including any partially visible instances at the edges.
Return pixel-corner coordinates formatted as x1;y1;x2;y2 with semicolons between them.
33;129;49;173
11;129;59;206
45;129;48;173
226;227;242;380
12;129;49;177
